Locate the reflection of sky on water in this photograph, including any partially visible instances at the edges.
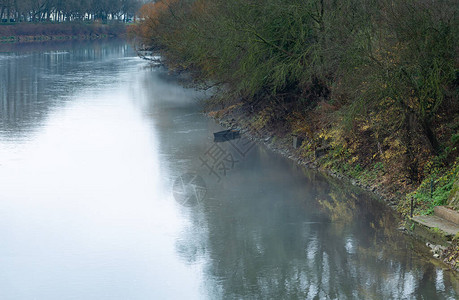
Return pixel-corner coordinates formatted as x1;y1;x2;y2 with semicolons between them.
0;41;206;299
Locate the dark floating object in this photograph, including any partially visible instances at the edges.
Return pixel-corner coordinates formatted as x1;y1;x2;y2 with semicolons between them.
213;129;240;142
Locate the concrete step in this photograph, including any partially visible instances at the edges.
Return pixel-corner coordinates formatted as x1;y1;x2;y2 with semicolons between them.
412;215;459;237
434;206;459;225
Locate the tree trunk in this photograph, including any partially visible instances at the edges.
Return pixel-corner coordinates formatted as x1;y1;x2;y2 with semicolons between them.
421;119;440;155
404;110;419;182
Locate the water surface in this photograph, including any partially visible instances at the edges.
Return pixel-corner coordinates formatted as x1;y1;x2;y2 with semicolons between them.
0;40;457;299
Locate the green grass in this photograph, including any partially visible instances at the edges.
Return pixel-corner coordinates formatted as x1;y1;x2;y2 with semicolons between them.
399;159;458;216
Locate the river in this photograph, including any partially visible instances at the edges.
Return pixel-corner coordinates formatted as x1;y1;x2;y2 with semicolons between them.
0;40;457;299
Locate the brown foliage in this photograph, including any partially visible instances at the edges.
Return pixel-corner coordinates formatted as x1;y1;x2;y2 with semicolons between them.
132;0;179;46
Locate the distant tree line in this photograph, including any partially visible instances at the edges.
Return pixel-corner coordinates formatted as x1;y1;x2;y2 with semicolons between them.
0;0;143;23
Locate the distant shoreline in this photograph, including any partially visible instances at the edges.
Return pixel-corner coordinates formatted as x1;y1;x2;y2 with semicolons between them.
0;23;128;43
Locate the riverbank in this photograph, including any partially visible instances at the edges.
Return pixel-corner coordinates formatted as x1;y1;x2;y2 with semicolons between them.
131;0;458;215
203;98;459;272
130;0;458;272
0;23;127;43
137;38;459;273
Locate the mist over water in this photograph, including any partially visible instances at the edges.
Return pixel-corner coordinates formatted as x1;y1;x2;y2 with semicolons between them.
0;40;457;299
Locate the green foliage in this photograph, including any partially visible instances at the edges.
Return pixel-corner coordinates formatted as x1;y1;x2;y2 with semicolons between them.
431;227;441;233
452;133;459;146
400;159;459;216
135;0;457;118
134;0;458;202
136;0;372;100
374;162;384;172
346;0;457;153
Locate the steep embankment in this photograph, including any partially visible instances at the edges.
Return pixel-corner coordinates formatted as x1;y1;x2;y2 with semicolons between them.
130;0;458;268
135;0;457;215
0;23;127;42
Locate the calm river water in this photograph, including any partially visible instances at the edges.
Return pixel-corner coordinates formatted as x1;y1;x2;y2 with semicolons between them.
0;40;457;299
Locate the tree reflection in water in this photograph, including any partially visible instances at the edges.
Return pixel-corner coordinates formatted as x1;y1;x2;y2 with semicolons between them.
173;146;458;299
0;40;130;141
